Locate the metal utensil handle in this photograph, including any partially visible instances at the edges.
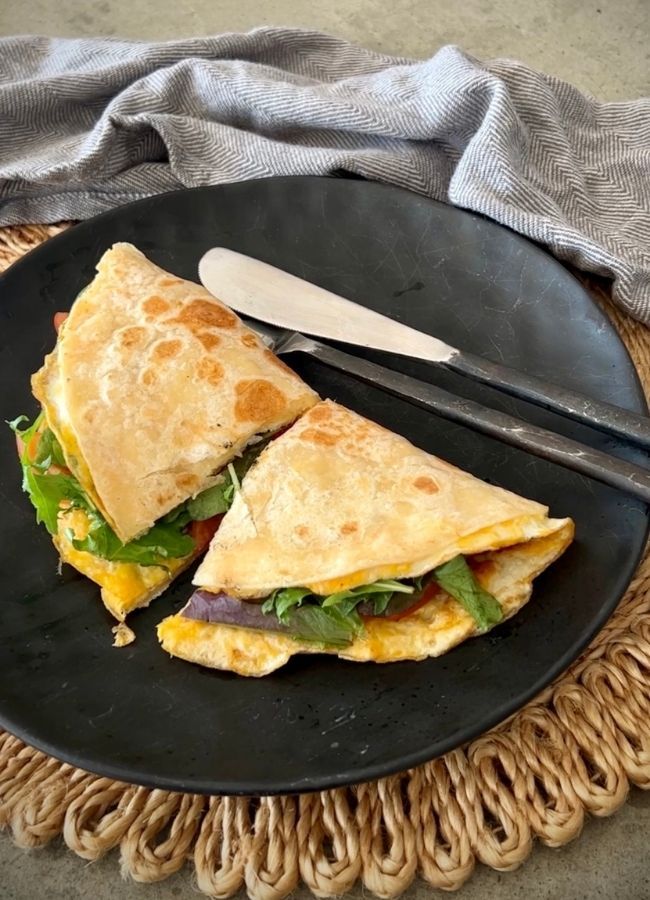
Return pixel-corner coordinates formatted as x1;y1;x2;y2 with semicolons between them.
446;348;650;449
301;341;650;504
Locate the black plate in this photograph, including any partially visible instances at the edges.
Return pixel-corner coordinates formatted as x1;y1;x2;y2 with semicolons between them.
0;177;647;795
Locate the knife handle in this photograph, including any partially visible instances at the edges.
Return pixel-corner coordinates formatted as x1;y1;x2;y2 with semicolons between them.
444;349;650;450
298;340;650;504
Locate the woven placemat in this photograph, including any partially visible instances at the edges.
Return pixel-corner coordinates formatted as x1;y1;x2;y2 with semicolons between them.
1;223;649;898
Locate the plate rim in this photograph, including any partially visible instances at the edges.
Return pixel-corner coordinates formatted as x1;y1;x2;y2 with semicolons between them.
1;176;647;795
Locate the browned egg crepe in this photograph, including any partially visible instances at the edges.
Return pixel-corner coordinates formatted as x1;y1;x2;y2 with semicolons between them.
29;243;317;621
158;401;574;675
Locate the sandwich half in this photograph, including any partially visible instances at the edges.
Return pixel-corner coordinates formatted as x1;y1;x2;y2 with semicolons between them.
158;400;574;675
11;243;317;626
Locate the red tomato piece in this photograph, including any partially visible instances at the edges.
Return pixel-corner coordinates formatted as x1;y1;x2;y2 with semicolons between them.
53;311;69;333
382;580;443;621
189;515;224;551
15;423;44;462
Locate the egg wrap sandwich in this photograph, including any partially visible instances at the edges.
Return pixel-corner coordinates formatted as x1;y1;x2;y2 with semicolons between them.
11;243;317;627
158;401;574;675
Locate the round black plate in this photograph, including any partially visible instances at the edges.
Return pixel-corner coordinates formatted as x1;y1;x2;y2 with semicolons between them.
0;178;647;795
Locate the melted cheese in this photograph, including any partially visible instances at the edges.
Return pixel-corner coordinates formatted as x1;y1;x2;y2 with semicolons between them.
54;507;190;621
307;563;414;595
305;517;546;596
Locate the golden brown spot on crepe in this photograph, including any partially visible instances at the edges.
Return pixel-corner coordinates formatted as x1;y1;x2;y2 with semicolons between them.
414;475;439;494
234;379;286;422
263;348;297;379
300;428;339;447
119;326;146;348
175;299;237;331
197;333;221;351
344;424;372;448
175;473;198;490
173;418;196;438
198;357;224;386
159;277;184;288
141;369;157;386
143;295;170;316
241;333;259;348
295;525;310;538
153;339;182;361
308;405;333;423
340;522;358;535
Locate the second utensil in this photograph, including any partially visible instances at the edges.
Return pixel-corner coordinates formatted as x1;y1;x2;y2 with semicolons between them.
199;248;650;449
245;319;650;505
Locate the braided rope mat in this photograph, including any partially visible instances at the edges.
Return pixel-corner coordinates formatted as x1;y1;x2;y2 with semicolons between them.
1;223;650;898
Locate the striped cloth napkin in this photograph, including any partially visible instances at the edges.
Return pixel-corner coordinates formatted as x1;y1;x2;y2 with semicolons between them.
1;29;648;321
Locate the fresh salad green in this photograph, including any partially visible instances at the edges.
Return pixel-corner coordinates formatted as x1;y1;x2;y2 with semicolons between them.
184;439;269;520
261;557;503;645
433;554;503;632
261;580;415;646
8;413;267;567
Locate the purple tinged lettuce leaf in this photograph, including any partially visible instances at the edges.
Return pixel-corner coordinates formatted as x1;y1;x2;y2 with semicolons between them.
183;590;290;632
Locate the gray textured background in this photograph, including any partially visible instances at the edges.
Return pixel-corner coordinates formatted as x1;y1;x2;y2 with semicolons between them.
1;0;649;101
1;1;649;898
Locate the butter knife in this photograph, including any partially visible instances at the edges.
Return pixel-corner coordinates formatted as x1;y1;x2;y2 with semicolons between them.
199;248;650;449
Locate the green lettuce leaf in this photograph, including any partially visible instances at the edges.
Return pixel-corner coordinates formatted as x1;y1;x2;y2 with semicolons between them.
185;479;232;520
9;416;273;566
9;413;195;564
261;587;312;620
23;470;85;535
185;437;269;521
8;413;42;465
9;414;84;534
261;578;417;646
33;427;67;470
260;560;504;648
322;579;414;613
69;509;195;565
433;555;503;632
10;414;278;566
286;604;363;647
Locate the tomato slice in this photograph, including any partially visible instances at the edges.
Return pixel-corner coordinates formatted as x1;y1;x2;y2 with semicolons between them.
53;311;69;333
189;515;224;551
15;421;70;475
26;429;43;462
15;422;44;462
382;580;443;621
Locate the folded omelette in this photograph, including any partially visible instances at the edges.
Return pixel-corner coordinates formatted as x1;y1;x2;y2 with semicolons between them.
11;243;317;626
158;401;574;675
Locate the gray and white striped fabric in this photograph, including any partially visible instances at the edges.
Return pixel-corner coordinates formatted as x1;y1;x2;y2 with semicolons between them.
1;29;649;321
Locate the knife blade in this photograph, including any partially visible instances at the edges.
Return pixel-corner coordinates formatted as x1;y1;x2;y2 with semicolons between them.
199;247;650;448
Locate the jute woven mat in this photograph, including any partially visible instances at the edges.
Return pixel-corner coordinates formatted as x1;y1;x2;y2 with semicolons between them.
1;223;649;898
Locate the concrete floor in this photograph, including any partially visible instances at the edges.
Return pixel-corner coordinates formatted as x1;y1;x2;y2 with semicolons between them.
1;0;649;99
1;1;650;898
